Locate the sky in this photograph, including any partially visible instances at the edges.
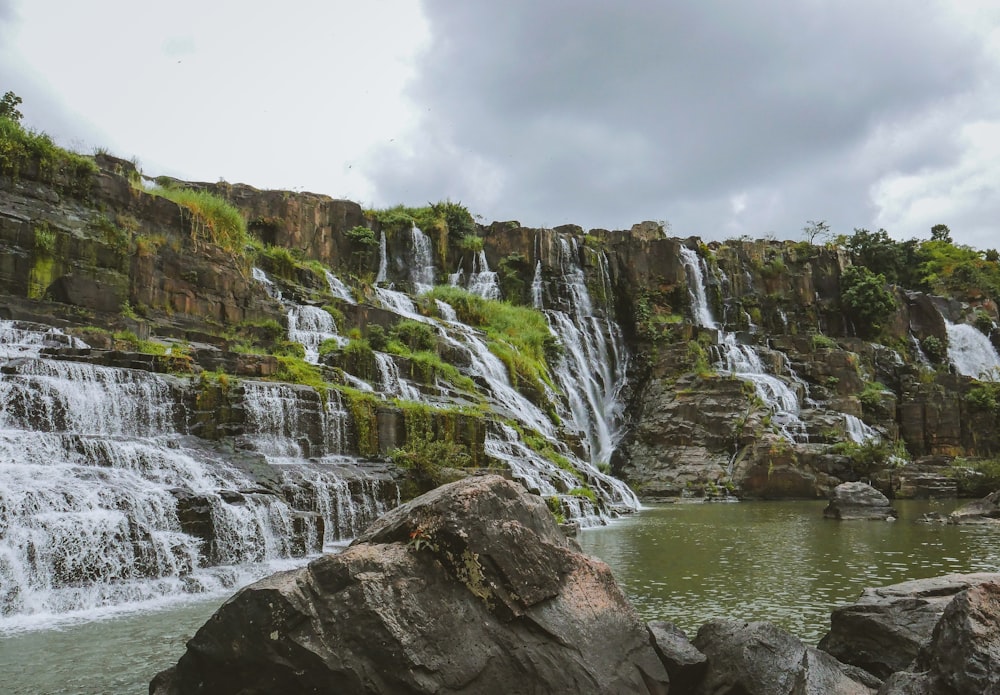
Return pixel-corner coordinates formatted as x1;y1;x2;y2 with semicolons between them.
2;1;999;249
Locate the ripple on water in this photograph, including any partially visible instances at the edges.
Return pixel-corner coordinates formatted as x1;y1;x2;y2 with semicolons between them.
579;499;1000;645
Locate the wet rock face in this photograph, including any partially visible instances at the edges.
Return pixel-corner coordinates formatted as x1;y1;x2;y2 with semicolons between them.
823;481;897;520
151;475;670;695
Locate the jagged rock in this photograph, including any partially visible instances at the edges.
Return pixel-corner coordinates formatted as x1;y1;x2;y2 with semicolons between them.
648;620;708;691
691;619;874;694
150;475;670;695
818;572;1000;679
916;581;1000;694
877;671;934;695
823;481;897;520
947;489;1000;524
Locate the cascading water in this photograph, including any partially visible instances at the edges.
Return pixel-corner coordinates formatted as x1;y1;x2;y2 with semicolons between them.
287;304;344;364
408;224;436;294
0;321;393;629
680;247;808;441
944;319;1000;380
324;270;356;304
465;250;502;300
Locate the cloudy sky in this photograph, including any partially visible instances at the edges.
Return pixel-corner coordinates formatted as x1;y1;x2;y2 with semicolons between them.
2;1;999;249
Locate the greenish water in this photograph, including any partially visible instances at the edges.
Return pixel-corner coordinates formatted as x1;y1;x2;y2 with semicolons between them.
2;499;996;694
578;499;1000;645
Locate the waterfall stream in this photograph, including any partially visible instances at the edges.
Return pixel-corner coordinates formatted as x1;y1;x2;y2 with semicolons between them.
0;321;393;630
945;319;1000;380
680;247;808;441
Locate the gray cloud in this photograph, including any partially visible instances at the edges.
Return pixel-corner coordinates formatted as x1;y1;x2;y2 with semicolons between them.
366;0;997;245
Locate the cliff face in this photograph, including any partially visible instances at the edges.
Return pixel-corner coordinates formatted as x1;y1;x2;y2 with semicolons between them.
3;141;1000;621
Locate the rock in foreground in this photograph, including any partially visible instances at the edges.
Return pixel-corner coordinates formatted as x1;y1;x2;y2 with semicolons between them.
818;573;1000;679
823;481;897;520
151;475;669;695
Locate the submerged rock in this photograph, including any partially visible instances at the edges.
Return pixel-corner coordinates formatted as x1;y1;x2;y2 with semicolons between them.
150;475;670;695
823;481;897;520
818;572;1000;679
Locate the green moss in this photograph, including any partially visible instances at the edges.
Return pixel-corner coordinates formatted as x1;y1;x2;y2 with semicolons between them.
340;387;380;457
273;355;328;398
569;486;597;503
27;255;56;299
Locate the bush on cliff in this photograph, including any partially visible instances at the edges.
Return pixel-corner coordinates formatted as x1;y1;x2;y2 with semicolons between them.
0;112;96;193
839;265;895;337
150;184;249;256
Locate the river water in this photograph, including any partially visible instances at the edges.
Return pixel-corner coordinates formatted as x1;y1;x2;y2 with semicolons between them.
578;499;1000;645
2;499;996;693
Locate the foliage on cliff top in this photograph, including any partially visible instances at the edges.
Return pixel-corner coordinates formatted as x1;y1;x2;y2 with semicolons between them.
149;184;250;256
366;201;475;239
0;113;97;193
840;226;1000;303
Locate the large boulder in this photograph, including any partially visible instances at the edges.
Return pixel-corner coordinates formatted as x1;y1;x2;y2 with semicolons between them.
691;619;875;694
878;581;1000;694
151;475;670;695
823;481;897;520
818;573;1000;679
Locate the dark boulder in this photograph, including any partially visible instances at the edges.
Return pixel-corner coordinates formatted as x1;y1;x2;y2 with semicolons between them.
691;619;875;694
819;572;1000;679
823;481;897;520
648;620;707;691
151;475;670;694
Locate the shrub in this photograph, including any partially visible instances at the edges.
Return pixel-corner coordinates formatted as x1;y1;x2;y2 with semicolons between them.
840;265;896;337
920;335;947;363
948;458;1000;497
391;319;437;353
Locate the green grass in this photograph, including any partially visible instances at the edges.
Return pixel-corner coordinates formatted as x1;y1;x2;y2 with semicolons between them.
425;285;559;391
0;116;96;194
148;184;249;255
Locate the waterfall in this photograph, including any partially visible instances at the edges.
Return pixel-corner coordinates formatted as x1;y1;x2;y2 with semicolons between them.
374;352;421;401
466;250;501;300
680;247;807;441
287;305;343;364
252;267;345;364
945;319;1000;380
539;238;628;467
679;246;718;329
324;270;355;304
409;225;436;294
844;414;879;444
0;321;393;627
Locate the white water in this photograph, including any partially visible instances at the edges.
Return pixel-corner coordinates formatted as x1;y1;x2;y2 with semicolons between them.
324;270;355;304
409;225;437;294
0;321;392;630
680;247;807;441
466;250;502;300
945;319;1000;380
374;352;421;401
844;413;879;444
287;304;343;364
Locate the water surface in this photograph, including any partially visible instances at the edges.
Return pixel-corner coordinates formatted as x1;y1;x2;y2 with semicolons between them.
579;499;999;644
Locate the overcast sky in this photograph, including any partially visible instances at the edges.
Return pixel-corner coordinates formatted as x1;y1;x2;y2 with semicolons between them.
2;1;999;249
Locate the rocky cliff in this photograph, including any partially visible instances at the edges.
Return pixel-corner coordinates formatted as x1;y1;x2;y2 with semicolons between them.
3;124;1000;622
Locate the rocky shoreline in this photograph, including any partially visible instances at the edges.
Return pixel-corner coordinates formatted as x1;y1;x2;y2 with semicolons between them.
151;476;999;695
